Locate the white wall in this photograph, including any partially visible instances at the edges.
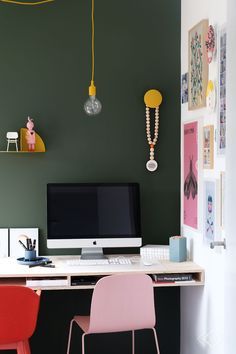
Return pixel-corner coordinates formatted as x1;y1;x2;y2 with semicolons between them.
225;0;236;353
181;1;226;354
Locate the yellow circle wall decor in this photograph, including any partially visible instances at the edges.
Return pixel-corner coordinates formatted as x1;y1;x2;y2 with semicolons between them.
144;89;162;108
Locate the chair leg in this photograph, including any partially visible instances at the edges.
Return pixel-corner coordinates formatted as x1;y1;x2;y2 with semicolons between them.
152;328;160;354
132;330;135;354
82;333;87;354
22;340;31;354
17;340;30;354
66;319;75;354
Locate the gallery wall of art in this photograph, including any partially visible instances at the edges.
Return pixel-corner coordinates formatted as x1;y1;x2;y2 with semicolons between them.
180;1;226;354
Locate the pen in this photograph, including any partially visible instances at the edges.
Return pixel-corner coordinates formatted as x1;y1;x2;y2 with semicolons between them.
32;239;36;250
18;240;28;250
28;238;33;250
29;260;52;268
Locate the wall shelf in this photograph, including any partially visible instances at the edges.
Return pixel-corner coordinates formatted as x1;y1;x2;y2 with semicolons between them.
1;128;46;153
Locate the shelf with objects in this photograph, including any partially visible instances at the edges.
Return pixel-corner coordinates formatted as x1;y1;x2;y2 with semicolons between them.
0;117;46;153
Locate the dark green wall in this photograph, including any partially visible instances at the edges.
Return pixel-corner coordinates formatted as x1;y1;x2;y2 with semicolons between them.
0;2;181;354
0;0;180;255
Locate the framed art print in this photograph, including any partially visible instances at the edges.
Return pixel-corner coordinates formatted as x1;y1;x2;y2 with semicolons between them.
220;171;225;229
188;19;209;110
181;72;188;104
183;121;198;229
203;125;214;169
217;27;226;155
204;180;219;242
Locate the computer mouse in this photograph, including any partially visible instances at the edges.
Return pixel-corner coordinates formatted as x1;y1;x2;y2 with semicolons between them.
142;260;153;266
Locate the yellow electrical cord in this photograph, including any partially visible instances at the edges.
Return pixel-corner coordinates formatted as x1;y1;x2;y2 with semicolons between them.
0;0;54;5
91;0;94;83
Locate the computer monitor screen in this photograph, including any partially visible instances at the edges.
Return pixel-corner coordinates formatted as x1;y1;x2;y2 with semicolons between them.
47;183;142;258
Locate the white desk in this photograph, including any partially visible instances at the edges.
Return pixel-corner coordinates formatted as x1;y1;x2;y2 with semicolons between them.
0;255;204;290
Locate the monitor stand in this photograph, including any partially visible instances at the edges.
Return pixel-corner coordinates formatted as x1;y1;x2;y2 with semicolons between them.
80;247;108;260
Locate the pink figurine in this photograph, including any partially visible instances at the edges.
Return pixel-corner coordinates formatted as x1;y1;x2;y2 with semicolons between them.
26;117;36;151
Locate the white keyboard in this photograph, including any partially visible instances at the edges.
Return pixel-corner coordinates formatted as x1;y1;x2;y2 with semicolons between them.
66;257;132;266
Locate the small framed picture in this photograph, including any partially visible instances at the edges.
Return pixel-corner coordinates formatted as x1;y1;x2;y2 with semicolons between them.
181;73;188;104
220;171;225;229
203;125;214;169
203;180;219;243
217;26;227;155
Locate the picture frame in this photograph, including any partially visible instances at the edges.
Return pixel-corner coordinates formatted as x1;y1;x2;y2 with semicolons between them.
220;171;225;229
203;125;214;169
181;72;188;104
188;19;209;110
203;180;218;243
183;121;198;229
217;26;226;155
9;228;39;259
0;229;9;257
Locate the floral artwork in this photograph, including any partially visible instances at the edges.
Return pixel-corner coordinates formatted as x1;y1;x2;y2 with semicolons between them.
205;25;216;63
183;121;198;229
188;19;209;110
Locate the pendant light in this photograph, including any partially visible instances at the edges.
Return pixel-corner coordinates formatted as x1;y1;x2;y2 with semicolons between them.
84;0;102;116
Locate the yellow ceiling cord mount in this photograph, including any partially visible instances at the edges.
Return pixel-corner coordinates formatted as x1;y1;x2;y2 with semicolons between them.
84;0;102;116
0;0;54;5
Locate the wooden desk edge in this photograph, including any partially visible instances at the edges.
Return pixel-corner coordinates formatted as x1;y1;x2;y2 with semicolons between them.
0;255;205;290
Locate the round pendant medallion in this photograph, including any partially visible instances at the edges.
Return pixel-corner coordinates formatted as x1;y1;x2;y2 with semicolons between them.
146;159;158;172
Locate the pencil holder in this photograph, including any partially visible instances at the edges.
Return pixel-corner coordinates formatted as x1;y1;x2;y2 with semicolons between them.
169;236;187;262
25;250;36;261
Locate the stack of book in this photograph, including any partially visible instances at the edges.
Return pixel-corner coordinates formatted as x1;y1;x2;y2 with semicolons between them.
151;273;195;284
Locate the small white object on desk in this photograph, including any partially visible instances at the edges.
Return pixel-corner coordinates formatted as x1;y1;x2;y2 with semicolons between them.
140;244;170;261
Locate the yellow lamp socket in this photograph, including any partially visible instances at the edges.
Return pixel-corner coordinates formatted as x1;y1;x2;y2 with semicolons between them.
89;81;96;96
144;89;162;108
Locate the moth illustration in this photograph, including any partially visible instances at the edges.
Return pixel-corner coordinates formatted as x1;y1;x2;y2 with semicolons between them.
184;157;198;199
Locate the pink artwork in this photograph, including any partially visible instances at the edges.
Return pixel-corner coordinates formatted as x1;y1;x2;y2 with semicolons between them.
26;117;36;151
183;121;198;229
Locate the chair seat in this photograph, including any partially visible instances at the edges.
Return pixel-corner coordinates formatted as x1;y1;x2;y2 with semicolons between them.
74;316;90;333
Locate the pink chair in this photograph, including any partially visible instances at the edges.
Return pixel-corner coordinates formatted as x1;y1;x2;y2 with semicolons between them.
66;273;160;354
0;286;41;354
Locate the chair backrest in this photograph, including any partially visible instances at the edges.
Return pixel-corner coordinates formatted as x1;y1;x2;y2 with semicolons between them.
88;273;156;333
0;286;40;345
6;132;18;139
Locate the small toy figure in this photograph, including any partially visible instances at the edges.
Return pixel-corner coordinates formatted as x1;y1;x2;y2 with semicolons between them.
26;117;36;151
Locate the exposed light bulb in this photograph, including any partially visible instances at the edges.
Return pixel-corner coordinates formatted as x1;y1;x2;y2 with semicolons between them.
84;95;102;116
84;81;102;116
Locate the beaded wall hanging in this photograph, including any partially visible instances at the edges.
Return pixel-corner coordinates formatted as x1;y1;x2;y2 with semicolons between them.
144;89;162;172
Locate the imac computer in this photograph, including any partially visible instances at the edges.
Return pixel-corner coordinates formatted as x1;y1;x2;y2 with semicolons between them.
47;183;142;259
